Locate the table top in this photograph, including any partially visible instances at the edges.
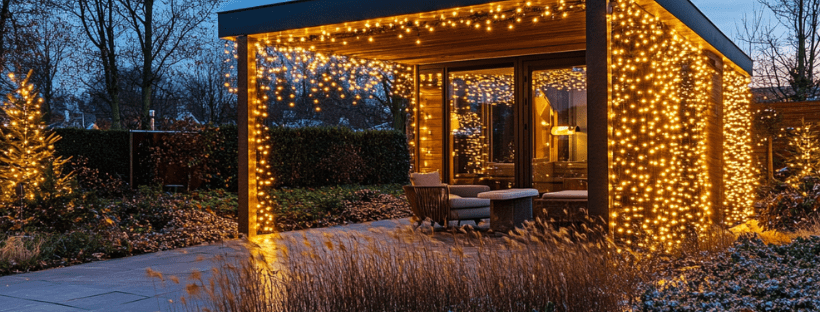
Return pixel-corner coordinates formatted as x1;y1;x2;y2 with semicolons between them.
477;188;539;200
541;190;588;199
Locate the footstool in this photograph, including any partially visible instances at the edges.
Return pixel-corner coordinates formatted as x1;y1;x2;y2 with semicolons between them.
477;188;539;233
533;190;588;223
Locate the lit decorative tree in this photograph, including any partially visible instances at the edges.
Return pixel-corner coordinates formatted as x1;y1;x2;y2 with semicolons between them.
0;70;71;203
785;119;820;186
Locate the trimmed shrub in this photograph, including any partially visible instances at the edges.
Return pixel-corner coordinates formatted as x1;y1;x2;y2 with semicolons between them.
356;130;411;185
54;129;130;178
205;125;239;191
51;127;409;191
758;176;820;231
268;127;410;187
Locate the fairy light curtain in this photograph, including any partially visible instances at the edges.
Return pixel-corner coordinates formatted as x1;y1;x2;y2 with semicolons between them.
722;69;756;225
610;0;754;250
450;73;515;175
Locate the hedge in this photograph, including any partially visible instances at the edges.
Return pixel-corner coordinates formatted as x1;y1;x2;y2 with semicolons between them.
54;129;130;178
266;127;410;187
51;126;409;190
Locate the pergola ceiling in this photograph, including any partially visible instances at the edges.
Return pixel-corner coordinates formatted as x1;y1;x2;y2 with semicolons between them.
249;0;587;65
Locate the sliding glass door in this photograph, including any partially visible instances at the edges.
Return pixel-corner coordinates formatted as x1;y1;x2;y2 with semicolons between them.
530;66;588;193
415;52;588;193
449;67;516;190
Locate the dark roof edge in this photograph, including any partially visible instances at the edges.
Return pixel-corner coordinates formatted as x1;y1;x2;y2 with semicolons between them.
218;0;497;39
219;0;308;15
654;0;753;75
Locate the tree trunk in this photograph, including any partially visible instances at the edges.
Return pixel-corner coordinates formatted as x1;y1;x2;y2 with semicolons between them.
141;0;155;126
0;0;12;65
767;136;774;182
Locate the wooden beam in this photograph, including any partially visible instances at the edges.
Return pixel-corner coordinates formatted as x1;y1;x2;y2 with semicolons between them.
256;9;586;65
237;35;258;237
586;0;610;228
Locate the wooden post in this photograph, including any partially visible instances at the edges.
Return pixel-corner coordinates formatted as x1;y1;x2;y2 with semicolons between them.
586;0;610;228
237;35;258;237
767;137;774;182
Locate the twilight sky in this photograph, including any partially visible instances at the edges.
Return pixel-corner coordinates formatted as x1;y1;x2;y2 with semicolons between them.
690;0;770;46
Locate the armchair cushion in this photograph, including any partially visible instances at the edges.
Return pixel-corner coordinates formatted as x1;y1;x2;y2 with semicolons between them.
410;172;443;186
448;185;491;198
449;207;491;221
449;197;491;209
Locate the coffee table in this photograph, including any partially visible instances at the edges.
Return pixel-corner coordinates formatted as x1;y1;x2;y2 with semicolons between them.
477;188;539;233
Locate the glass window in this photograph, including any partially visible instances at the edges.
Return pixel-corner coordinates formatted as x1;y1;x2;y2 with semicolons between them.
449;67;515;189
532;67;588;193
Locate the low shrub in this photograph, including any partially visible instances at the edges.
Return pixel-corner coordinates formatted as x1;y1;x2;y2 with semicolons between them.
69;156;131;198
639;235;820;311
757;176;820;231
0;236;41;273
267;184;410;231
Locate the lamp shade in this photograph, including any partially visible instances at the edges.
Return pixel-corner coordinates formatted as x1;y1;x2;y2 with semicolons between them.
550;125;580;136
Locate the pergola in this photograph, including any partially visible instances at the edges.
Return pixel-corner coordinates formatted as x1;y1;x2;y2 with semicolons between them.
220;0;755;248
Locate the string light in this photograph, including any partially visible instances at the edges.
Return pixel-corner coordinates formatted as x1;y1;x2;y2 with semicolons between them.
0;70;72;201
262;0;584;50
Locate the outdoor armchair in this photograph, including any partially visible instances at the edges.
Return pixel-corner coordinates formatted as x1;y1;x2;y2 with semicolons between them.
404;172;491;227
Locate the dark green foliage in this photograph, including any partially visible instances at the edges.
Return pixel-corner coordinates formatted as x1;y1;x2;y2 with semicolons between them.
203;125;239;191
268;184;410;231
355;130;411;185
54;129;130;178
52;126;408;190
639;235;820;311
267;127;410;187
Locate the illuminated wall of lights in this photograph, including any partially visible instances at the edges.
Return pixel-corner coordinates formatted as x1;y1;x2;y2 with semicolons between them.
610;0;754;248
722;68;756;225
610;0;727;249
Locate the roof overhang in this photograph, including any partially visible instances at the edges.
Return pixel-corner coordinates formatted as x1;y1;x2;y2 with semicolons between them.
219;0;752;74
219;0;505;38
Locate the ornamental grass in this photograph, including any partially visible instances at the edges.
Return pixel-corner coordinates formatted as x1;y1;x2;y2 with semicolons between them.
167;218;651;312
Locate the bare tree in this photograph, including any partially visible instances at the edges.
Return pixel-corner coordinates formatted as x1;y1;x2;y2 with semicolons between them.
57;0;125;129
738;0;820;101
14;10;75;122
178;40;236;125
0;0;16;68
117;0;220;127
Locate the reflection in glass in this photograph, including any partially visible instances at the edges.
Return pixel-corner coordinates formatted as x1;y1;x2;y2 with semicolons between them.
532;67;588;193
418;71;444;174
449;67;515;189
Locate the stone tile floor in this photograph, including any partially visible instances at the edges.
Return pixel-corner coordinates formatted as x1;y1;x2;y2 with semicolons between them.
0;218;486;311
